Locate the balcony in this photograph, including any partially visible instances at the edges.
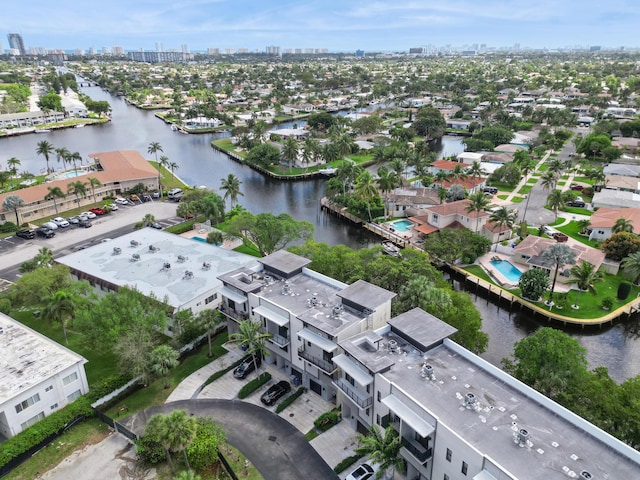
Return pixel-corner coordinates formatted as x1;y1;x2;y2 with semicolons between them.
380;414;400;431
298;347;337;374
400;437;432;464
333;379;372;409
266;332;290;348
218;306;248;323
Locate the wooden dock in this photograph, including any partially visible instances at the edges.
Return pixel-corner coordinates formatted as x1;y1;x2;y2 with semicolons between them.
320;197;363;224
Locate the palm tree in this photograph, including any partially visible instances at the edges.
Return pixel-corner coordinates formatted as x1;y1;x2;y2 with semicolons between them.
546;190;565;220
169;161;179;180
621;252;640;285
67;180;87;205
0;171;11;190
220;173;244;208
42;290;78;344
87;177;102;204
302;137;319;166
356;426;403;480
449;163;468;184
466;160;487;179
162;410;198;472
282;137;299;171
159;155;170;172
148;141;163;163
2;194;25;225
577;219;591;235
230;319;270;378
69;151;82;172
7;157;21;175
334;133;355;160
336;161;361;196
55;147;70;167
540;171;558;192
354;170;380;222
198;310;224;357
45;186;65;214
466;191;490;234
489;206;517;250
149;345;179;389
376;166;401;219
541;243;577;305
36;140;54;173
613;217;634;234
568;261;604;309
33;246;54;268
142;213;156;226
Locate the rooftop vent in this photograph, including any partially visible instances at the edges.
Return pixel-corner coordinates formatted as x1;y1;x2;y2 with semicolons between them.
388;339;398;353
515;428;530;446
149;244;159;252
162;262;171;271
183;270;193;280
130;253;141;262
465;392;476;406
264;275;273;285
331;304;343;317
421;363;434;379
177;255;187;263
202;262;211;270
579;471;592;480
113;247;122;255
282;281;292;295
130;240;140;246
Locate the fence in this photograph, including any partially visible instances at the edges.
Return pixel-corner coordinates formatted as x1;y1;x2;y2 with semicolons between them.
93;410;138;441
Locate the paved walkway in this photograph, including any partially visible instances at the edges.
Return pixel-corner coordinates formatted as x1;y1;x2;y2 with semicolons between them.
122;399;340;480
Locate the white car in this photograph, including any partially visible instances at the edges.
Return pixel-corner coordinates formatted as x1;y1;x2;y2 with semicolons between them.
115;198;129;205
52;217;70;228
82;211;97;219
346;463;379;480
107;203;118;211
42;221;58;230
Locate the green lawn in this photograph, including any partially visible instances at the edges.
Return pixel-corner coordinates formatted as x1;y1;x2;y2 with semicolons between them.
517;185;532;195
537;164;549;171
234;244;262;257
527;178;538;184
11;310;121;386
149;161;188;190
463;265;496;284
555;221;600;248
213;138;248;159
511;196;524;203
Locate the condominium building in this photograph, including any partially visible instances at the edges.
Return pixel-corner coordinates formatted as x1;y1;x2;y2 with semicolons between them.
7;33;26;55
218;250;640;479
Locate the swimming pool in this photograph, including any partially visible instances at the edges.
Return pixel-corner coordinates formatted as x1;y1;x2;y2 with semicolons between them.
192;236;222;246
391;220;414;233
490;259;523;283
64;170;85;179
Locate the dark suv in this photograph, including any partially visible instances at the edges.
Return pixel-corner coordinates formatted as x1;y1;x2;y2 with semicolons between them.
233;355;262;379
36;227;55;238
260;381;291;406
16;229;36;239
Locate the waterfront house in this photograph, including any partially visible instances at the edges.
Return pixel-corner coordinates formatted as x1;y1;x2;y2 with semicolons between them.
587;207;640;241
409;199;490;235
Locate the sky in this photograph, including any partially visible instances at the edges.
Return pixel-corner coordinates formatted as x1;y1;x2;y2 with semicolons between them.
2;0;639;52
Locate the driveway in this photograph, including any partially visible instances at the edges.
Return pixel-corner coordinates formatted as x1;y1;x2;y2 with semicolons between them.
122;399;339;480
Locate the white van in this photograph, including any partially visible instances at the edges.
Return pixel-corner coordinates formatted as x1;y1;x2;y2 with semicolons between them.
167;188;183;201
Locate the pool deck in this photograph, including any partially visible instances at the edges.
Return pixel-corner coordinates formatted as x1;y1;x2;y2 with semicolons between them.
179;224;243;250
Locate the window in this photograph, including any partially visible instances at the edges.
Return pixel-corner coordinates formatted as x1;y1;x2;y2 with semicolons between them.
45;385;54;392
462;461;468;475
205;293;217;305
446;448;452;462
345;373;355;386
20;412;45;430
63;372;78;385
67;390;82;402
376;414;380;425
15;393;41;413
50;403;59;410
365;408;370;416
377;391;381;402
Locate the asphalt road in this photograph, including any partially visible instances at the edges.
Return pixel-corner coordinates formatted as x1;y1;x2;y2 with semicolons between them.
0;201;184;283
123;399;340;480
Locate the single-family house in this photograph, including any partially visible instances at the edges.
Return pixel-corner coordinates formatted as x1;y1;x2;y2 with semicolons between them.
587;207;640;241
604;163;640;178
410;199;490;235
604;175;640;194
592;189;640;210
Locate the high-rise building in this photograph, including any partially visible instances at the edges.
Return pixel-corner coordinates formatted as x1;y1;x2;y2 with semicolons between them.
156;42;163;52
7;33;26;55
112;46;124;55
355;49;365;57
266;45;280;55
181;44;189;54
207;48;220;55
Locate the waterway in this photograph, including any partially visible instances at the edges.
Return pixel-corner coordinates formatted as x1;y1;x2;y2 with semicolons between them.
2;85;639;382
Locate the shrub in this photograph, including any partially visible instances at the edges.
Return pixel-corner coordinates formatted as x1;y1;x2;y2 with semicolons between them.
275;387;305;414
314;409;340;432
0;396;95;468
203;357;245;387
165;219;196;235
135;435;166;465
86;374;133;403
237;372;272;399
334;454;364;474
0;297;12;314
602;297;614;310
518;268;549;301
617;281;632;301
0;221;18;233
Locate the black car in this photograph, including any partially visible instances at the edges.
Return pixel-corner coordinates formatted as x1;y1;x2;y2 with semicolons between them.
36;227;55;238
78;219;92;228
260;380;291;406
16;229;36;239
233;355;262;379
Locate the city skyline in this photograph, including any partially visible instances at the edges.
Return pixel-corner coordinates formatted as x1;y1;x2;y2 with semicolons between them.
2;0;639;52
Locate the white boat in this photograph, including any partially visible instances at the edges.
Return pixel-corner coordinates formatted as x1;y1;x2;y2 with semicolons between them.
382;240;401;257
75;124;85;128
35;129;51;133
170;124;178;131
319;167;338;176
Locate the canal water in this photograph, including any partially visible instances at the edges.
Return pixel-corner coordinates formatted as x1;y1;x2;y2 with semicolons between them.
2;86;639;382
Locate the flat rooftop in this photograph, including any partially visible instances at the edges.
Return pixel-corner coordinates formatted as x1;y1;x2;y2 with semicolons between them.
381;338;640;478
56;229;257;310
0;313;87;404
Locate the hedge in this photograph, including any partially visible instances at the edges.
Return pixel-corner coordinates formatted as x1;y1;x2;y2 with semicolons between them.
0;396;95;468
275;387;305;414
237;372;272;399
85;374;133;403
333;453;364;474
164;220;196;235
203;357;245;387
314;409;341;432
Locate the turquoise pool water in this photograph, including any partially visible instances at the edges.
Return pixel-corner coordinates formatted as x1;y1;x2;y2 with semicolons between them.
392;220;414;233
192;236;222;246
490;259;523;283
64;170;85;178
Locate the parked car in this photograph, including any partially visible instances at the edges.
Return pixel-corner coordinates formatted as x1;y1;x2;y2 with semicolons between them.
130;194;140;202
141;194;152;202
260;381;291;406
52;217;70;228
107;203;118;211
570;184;584;191
233;355;262;379
78;219;92;228
115;197;129;205
345;463;379;480
89;207;106;216
568;201;586;208
151;191;161;199
36;227;55;238
16;229;36;239
42;221;58;230
542;225;555;236
150;222;163;229
483;186;498;195
68;216;80;225
82;211;97;219
552;232;569;242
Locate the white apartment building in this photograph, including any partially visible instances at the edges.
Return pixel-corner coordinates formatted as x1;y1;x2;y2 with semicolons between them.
0;313;89;440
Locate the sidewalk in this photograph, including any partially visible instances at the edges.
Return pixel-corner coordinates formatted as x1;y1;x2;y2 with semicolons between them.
504;151;550;203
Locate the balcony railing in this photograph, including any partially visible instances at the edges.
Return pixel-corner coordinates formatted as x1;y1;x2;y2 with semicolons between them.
381;414;400;431
401;437;432;464
219;306;249;323
298;348;336;374
333;379;372;409
267;332;290;347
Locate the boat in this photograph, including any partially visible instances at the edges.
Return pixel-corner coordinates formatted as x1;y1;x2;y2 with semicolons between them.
382;240;402;257
35;129;51;133
318;167;338;176
170;124;178;131
75;124;85;128
178;129;188;134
